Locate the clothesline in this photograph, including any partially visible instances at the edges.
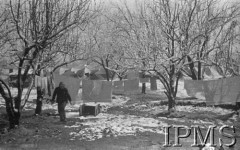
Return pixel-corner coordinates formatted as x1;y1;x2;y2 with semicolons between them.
184;77;240;105
35;68;159;104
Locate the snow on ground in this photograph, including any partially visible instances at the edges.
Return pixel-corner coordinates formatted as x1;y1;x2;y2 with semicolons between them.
81;95;130;113
127;102;233;115
63;95;168;141
67;113;167;141
1;80;238;143
175;105;234;115
62;93;235;141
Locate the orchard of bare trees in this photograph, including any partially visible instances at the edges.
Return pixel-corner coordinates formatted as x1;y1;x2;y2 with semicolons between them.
0;0;100;129
0;0;240;129
109;0;240;110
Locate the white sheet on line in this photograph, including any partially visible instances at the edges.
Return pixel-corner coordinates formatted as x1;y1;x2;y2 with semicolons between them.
82;80;112;103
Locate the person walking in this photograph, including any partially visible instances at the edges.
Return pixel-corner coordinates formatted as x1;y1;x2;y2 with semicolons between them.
52;82;72;122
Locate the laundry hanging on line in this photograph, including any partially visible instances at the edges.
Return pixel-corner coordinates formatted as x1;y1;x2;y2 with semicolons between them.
184;79;205;99
184;77;240;105
113;80;124;94
124;78;139;93
35;75;54;98
35;76;41;88
96;81;112;102
82;79;94;101
92;80;102;95
41;77;48;92
47;76;55;97
82;80;112;103
150;77;157;90
35;76;48;91
203;77;240;105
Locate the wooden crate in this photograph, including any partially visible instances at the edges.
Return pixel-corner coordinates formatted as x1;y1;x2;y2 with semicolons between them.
79;104;101;116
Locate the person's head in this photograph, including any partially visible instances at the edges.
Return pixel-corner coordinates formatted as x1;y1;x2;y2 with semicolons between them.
59;82;65;89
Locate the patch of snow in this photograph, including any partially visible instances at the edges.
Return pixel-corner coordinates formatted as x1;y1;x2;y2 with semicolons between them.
67;113;167;141
192;120;215;126
65;124;82;128
128;104;153;112
175;106;233;115
158;117;186;123
66;112;79;118
229;114;238;122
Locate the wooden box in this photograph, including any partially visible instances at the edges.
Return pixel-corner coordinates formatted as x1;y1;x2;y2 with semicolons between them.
79;104;101;116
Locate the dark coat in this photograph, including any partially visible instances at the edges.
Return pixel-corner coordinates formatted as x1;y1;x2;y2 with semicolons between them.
52;87;71;104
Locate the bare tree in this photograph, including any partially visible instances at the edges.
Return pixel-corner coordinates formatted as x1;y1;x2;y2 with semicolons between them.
175;0;240;80
111;1;156;93
112;0;190;110
0;0;95;129
212;19;240;76
113;0;240;111
21;28;92;110
149;0;185;110
84;14;118;81
0;3;17;130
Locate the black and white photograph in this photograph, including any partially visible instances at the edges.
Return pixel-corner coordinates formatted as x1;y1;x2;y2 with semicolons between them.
0;0;240;149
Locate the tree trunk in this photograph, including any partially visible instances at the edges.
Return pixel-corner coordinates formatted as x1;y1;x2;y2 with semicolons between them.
13;97;21;126
169;66;176;110
15;59;24;127
168;95;175;110
187;56;197;80
197;61;202;80
141;71;146;94
21;77;34;109
0;81;18;129
111;72;115;81
5;98;16;129
119;76;122;81
156;72;176;111
165;91;175;111
35;87;44;115
104;59;110;81
34;65;43;115
105;68;110;81
142;83;146;94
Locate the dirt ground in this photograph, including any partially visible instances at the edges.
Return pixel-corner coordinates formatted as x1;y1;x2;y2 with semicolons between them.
1;82;240;150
